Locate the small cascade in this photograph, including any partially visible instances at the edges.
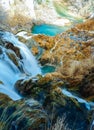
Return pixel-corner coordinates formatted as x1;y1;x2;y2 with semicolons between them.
0;31;41;100
62;89;94;110
1;31;41;76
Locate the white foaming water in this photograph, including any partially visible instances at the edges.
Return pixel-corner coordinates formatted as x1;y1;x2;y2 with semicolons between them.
1;31;41;76
62;89;94;110
16;31;32;40
0;31;41;100
0;84;21;100
0;59;21;100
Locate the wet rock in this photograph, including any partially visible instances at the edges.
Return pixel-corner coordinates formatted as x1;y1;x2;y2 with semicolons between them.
15;72;64;97
0;38;23;71
6;50;19;67
0;81;4;85
17;36;27;44
5;42;22;59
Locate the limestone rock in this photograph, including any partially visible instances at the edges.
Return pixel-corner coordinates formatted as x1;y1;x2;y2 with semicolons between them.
33;19;94;86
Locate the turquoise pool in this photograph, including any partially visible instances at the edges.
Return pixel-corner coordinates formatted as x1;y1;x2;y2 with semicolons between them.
41;65;55;74
31;24;69;36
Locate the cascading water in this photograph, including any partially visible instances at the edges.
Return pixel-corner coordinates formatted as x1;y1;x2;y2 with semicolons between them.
62;89;94;110
0;31;41;100
1;31;41;76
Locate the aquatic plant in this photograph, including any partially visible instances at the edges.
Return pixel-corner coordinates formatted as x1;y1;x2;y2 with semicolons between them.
48;116;70;130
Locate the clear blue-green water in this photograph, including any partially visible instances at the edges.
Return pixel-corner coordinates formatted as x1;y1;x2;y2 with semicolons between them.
41;65;55;74
32;24;69;36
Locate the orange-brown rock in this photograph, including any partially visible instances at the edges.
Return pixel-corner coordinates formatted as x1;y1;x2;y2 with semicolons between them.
76;19;94;31
79;67;94;99
33;34;54;50
31;46;39;55
32;19;94;86
5;42;22;58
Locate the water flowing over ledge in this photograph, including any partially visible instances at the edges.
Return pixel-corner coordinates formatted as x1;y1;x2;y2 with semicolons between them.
0;31;41;100
62;89;94;110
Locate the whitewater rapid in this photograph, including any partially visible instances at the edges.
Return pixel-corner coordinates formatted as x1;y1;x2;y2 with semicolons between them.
0;31;41;100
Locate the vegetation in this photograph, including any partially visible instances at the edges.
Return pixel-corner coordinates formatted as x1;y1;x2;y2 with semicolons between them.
48;116;70;130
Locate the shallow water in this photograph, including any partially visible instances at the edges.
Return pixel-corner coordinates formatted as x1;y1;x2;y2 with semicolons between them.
32;24;69;36
41;65;55;74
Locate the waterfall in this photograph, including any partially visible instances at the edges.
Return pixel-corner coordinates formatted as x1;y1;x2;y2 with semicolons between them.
62;89;94;110
0;31;41;100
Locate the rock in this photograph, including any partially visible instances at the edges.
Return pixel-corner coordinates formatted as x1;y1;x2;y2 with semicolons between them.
33;34;54;50
31;46;39;55
15;73;91;130
32;19;94;86
0;0;36;33
0;81;3;85
15;72;64;97
0;38;22;67
79;67;94;99
5;42;22;59
6;50;19;67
